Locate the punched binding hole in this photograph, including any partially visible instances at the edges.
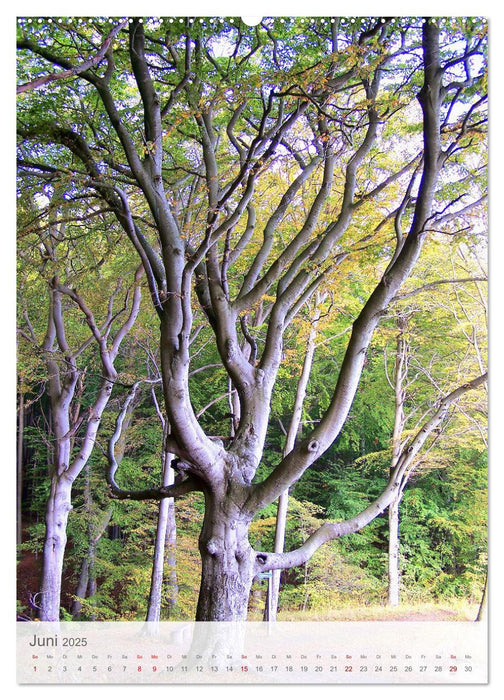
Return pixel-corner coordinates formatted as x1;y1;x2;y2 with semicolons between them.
241;17;263;26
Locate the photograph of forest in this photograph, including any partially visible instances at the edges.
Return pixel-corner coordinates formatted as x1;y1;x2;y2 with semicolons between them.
16;15;487;625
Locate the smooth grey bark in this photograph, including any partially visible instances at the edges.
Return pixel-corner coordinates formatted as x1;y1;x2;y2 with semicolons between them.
163;499;178;610
41;475;74;621
246;20;446;521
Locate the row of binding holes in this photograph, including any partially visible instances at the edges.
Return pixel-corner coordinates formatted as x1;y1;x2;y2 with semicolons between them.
18;17;487;29
18;18;387;26
18;17;488;24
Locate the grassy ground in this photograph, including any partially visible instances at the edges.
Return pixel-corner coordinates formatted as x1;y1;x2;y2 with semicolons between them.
269;600;479;622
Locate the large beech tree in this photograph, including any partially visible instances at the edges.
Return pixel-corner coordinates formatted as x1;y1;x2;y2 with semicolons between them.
17;16;487;621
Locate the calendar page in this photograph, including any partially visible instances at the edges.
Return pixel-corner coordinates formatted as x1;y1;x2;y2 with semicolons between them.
17;620;487;684
15;7;489;689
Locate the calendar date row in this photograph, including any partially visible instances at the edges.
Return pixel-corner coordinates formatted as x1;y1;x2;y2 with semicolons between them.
32;662;474;674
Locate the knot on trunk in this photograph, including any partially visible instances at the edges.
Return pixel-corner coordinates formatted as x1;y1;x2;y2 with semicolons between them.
205;538;219;556
306;439;320;453
235;546;248;563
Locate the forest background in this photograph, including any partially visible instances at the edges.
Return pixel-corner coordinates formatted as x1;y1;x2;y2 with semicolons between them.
13;7;491;628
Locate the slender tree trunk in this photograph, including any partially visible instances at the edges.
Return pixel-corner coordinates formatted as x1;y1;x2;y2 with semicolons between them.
87;551;98;621
145;383;179;621
71;540;98;620
264;490;289;621
71;557;89;619
387;495;401;606
146;451;178;621
387;316;408;606
164;502;178;608
301;560;310;612
476;570;488;621
265;300;323;621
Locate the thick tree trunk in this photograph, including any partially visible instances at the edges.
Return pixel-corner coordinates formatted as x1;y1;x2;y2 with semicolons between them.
195;492;255;621
40;474;74;621
196;545;253;621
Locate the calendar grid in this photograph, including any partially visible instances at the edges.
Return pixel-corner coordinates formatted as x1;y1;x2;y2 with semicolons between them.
17;620;487;684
